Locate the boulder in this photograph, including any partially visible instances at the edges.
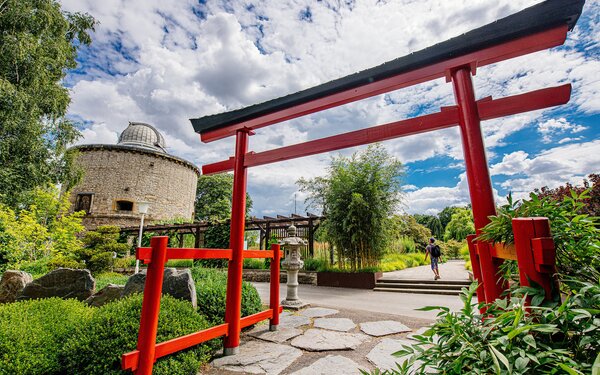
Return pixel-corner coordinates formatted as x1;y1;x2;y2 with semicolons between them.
0;270;33;303
122;268;197;308
85;284;125;307
18;268;95;301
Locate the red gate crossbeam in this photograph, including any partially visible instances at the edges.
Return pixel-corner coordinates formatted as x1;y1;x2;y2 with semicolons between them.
203;84;571;175
200;26;568;143
122;237;283;374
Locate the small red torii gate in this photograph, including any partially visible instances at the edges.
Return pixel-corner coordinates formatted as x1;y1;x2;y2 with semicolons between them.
122;1;584;373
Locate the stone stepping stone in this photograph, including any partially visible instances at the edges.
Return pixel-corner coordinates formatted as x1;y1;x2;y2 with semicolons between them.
366;338;417;372
313;318;356;332
291;328;368;351
360;320;411;337
290;355;362;375
248;326;303;343
279;314;311;328
211;340;302;374
299;307;339;318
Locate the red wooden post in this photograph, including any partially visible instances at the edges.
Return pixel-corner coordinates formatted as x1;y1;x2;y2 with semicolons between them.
512;217;559;302
451;66;506;301
135;236;168;375
466;235;486;305
223;129;250;355
269;243;281;331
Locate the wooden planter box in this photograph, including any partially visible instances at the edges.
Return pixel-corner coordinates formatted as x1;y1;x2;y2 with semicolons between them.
317;271;383;289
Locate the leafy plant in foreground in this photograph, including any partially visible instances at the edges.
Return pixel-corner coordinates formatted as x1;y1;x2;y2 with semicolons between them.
374;281;600;375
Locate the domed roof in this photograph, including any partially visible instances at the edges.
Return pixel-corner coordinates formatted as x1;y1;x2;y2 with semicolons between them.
117;122;167;153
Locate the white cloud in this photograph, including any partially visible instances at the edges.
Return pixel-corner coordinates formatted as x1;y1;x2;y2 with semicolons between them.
58;0;600;215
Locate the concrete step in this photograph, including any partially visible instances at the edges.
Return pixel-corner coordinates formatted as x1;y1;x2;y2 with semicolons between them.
377;278;471;286
373;287;463;296
374;282;467;291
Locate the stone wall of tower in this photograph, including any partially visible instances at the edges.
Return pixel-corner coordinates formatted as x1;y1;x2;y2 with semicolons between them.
68;145;199;229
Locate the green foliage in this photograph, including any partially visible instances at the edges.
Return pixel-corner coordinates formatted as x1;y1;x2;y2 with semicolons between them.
95;272;129;290
388;215;431;251
478;190;600;284
62;294;214;375
195;173;252;221
72;225;129;274
303;258;327;271
443;208;475;241
379;253;429;272
192;267;263;325
439;239;464;259
243;258;267;269
381;281;600;375
0;187;84;269
414;214;444;239
196;222;230;268
439;206;461;233
0;0;96;207
299;144;404;270
0;298;92;375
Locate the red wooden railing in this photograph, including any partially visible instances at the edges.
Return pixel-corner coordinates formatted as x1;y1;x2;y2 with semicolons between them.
121;236;282;374
467;217;559;309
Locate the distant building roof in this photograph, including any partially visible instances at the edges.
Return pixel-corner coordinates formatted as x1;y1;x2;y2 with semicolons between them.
118;122;167;153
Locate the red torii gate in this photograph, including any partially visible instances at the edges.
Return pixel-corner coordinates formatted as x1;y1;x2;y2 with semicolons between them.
123;1;584;373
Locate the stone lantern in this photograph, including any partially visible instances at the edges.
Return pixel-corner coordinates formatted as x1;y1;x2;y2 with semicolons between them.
280;225;309;309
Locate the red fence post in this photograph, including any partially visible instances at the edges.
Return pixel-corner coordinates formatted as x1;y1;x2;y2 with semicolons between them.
451;66;505;301
269;243;281;331
135;236;168;375
466;235;486;306
224;129;250;355
512;217;559;303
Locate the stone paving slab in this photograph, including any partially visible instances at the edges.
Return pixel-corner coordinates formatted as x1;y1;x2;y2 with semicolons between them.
360;320;412;337
248;326;303;343
211;340;302;374
278;314;311;328
366;338;415;372
291;328;369;351
289;355;362;375
299;307;339;318
313;317;356;332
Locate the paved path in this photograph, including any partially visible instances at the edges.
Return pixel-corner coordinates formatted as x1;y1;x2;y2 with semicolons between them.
251;281;463;320
381;259;470;281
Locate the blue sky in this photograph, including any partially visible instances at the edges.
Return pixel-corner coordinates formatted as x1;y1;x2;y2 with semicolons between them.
61;0;600;217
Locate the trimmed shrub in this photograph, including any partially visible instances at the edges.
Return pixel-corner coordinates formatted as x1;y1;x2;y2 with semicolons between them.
62;294;215;375
0;298;92;375
243;258;266;269
193;267;262;324
303;258;327;271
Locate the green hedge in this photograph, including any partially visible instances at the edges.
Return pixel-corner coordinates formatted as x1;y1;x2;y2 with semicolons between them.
62;294;215;375
0;298;92;375
192;267;262;324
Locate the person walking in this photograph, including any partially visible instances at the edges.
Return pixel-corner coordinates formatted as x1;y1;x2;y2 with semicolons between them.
425;237;442;280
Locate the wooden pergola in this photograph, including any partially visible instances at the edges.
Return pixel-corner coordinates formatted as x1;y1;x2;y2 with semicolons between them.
119;213;322;255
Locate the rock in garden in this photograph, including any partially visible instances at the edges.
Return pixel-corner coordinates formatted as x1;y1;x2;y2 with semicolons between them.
299;307;339;318
18;268;95;301
313;318;356;332
290;329;368;351
360;320;411;337
290;355;362;375
122;268;197;308
0;270;33;303
211;340;302;374
278;314;311;328
367;338;416;372
162;268;197;308
85;284;125;307
248;326;303;343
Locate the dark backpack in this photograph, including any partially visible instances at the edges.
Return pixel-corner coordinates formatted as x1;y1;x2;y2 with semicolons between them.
431;244;441;257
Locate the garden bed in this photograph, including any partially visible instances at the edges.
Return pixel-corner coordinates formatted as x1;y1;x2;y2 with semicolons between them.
316;271;383;289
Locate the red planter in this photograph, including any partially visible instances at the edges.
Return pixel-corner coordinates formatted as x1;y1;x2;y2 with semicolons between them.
317;271;383;289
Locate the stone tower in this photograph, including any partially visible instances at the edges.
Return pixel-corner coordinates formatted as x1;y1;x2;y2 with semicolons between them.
68;122;199;229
